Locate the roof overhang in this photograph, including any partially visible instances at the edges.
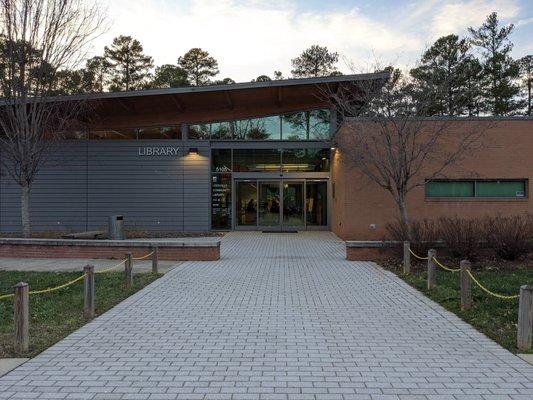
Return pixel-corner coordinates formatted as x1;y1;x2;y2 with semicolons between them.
1;73;389;128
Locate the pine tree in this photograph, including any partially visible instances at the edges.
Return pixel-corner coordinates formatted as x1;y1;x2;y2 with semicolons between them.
468;12;522;115
104;35;153;91
85;56;111;92
178;48;219;86
291;45;340;78
461;57;484;116
519;55;532;116
410;35;477;116
150;64;188;88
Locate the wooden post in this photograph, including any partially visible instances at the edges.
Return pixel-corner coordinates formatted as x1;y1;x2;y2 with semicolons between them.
151;246;159;274
13;282;29;353
125;253;133;290
403;241;410;274
83;265;95;319
427;249;436;290
460;260;472;310
517;285;533;350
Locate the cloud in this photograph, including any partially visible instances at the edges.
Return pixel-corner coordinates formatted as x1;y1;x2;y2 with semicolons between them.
429;0;520;38
90;0;529;82
92;0;422;81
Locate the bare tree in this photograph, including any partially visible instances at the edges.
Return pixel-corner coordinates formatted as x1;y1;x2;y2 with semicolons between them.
324;67;489;239
0;0;105;236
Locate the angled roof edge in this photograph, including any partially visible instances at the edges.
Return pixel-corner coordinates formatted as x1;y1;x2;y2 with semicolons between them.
44;72;390;102
345;116;533;121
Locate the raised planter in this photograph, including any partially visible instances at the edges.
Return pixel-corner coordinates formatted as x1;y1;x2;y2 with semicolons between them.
345;240;400;261
0;238;221;261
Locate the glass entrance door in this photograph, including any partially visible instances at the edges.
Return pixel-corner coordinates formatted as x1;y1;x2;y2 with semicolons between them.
283;181;305;228
236;181;257;227
258;181;280;228
234;179;328;230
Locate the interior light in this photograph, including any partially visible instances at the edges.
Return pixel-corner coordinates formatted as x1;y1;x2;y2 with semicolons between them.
330;147;336;151
188;147;199;154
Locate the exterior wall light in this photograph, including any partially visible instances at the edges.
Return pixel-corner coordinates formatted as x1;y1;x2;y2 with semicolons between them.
188;147;199;155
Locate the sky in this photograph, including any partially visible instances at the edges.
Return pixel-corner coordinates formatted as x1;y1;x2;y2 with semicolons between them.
91;0;533;82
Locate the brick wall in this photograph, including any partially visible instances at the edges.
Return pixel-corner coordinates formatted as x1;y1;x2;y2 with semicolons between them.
0;244;219;261
333;119;533;240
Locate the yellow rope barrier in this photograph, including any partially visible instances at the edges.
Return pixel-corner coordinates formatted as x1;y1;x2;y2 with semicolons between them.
408;248;429;260
0;258;128;299
28;273;86;295
466;270;520;300
96;259;127;274
132;251;154;261
432;257;461;272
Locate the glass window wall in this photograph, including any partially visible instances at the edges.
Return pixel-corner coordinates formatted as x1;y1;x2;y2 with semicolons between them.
281;148;330;172
212;149;232;172
189;108;330;141
233;149;282;172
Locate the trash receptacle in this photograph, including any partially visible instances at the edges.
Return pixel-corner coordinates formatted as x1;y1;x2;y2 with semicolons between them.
108;215;124;240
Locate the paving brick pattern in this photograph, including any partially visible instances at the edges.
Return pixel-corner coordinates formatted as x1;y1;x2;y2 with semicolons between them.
1;232;532;399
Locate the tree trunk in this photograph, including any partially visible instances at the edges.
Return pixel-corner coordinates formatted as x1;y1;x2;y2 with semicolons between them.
397;198;412;241
21;183;31;238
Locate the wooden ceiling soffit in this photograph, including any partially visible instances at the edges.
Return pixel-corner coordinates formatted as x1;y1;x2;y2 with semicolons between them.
117;98;136;114
224;90;234;110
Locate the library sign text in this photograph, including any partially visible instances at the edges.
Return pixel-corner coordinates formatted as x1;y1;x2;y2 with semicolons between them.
138;147;180;156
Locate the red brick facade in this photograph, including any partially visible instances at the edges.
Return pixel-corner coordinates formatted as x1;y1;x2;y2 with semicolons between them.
332;119;533;240
0;243;220;261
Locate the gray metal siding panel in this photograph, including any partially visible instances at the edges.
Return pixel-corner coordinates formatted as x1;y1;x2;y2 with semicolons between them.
0;140;211;232
1;141;88;232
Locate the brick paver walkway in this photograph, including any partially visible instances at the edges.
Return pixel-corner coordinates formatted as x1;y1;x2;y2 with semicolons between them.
1;232;532;399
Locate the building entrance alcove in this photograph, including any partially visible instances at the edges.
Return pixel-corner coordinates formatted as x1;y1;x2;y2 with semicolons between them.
234;179;327;231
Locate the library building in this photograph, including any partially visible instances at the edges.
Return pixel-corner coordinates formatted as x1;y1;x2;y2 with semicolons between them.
0;74;531;239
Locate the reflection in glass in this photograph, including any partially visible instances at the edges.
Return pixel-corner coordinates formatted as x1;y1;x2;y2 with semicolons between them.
236;181;257;226
249;116;280;140
138;126;181;140
281;112;307;140
281;149;330;172
233;149;281;172
283;182;304;226
211;174;232;229
309;109;331;139
258;182;280;226
90;128;137;140
306;181;327;226
188;124;210;139
210;122;232;139
211;149;232;172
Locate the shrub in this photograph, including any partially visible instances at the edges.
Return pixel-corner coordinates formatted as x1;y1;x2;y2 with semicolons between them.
484;214;533;260
385;218;440;256
437;216;483;260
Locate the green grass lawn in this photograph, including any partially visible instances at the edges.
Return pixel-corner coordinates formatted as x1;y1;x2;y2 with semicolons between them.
397;266;533;354
0;270;161;358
